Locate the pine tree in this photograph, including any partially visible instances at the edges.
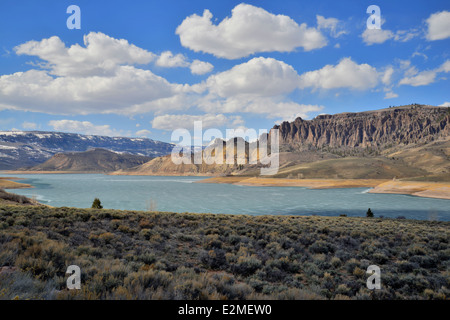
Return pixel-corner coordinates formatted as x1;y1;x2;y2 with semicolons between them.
366;208;374;218
92;198;103;209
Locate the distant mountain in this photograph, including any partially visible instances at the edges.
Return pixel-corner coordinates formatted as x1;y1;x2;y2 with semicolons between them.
114;105;450;180
0;131;173;170
26;148;152;172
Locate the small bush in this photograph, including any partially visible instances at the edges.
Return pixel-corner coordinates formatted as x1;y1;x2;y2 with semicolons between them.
91;198;103;209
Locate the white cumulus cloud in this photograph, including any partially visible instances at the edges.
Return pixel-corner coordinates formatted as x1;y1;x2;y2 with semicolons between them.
316;15;347;38
155;51;213;75
48;120;124;136
156;51;189;68
0;66;178;115
190;60;214;75
426;11;450;40
206;57;300;98
362;29;394;45
0;33;195;115
399;60;450;87
15;32;155;77
176;3;327;59
151;114;244;131
362;25;419;45
382;66;395;85
298;58;379;90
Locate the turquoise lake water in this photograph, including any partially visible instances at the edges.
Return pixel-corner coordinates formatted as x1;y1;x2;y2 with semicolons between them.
1;174;449;221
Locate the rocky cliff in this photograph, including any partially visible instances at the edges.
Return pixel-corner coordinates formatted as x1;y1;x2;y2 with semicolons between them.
274;105;449;151
116;105;450;179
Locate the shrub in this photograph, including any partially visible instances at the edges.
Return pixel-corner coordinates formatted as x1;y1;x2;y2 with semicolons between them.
310;240;335;254
0;189;31;204
232;255;263;276
366;208;374;218
91;198;103;209
199;249;227;270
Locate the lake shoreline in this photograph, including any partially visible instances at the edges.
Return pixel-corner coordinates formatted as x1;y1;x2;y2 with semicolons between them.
0;177;33;189
3;172;450;200
197;176;450;200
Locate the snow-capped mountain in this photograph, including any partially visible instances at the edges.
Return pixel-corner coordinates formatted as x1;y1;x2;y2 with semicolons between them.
0;131;174;170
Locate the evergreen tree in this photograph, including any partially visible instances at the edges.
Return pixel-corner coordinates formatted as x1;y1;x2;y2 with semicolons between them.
366;208;374;218
92;198;103;209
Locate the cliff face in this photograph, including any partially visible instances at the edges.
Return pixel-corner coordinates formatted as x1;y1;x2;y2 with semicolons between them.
274;106;449;150
113;138;254;176
115;105;450;179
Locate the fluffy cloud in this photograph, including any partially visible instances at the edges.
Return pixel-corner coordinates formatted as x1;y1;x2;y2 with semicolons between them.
15;32;155;77
362;28;418;45
21;121;38;130
0;66;178;115
399;70;437;86
151;114;244;131
383;89;398;99
439;60;450;73
187;57;324;122
316;15;346;38
176;3;327;59
135;129;152;137
298;58;379;90
0;33;196;115
426;11;450;40
190;60;214;75
156;51;189;68
206;57;300;98
381;67;394;85
199;94;323;120
362;29;394;45
399;60;450;87
155;51;213;75
48;120;124;136
439;102;450;107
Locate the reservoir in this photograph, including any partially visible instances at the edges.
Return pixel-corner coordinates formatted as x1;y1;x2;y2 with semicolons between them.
2;174;449;221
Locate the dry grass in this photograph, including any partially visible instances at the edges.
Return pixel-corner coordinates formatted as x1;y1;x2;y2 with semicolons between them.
1;205;449;300
369;181;450;200
0;178;31;189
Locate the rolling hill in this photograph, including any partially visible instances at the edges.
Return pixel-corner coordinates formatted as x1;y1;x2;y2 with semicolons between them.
26;148;152;172
0;131;173;170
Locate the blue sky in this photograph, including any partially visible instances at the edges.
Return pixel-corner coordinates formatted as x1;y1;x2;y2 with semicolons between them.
0;0;449;143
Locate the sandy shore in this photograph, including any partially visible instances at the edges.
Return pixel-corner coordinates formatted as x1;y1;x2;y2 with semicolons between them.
0;177;32;189
198;177;388;188
198;177;450;200
109;171;212;176
369;181;450;200
3;170;106;174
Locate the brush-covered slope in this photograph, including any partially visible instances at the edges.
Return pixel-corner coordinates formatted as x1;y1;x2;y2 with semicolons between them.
0;131;173;170
27;148;152;172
